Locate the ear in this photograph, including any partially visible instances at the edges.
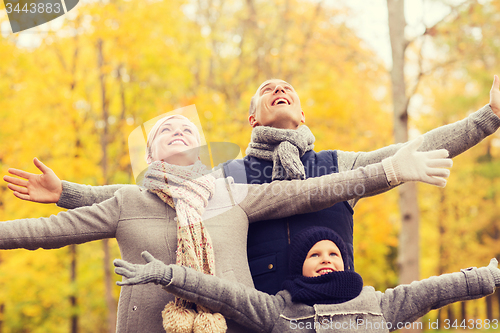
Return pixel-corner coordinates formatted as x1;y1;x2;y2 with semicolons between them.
301;110;306;124
248;114;259;128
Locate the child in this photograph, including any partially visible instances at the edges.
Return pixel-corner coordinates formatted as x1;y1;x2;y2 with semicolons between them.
114;226;500;332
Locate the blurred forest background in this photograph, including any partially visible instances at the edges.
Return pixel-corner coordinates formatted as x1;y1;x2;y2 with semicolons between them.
0;0;499;332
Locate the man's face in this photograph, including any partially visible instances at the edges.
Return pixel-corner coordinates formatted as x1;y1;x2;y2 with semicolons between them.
149;117;200;166
249;79;305;129
302;240;344;278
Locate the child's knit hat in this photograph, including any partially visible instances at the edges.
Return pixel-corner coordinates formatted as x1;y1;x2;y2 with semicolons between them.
288;227;349;275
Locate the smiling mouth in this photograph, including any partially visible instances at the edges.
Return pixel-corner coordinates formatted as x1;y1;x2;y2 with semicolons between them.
168;139;187;146
272;97;290;106
316;268;335;275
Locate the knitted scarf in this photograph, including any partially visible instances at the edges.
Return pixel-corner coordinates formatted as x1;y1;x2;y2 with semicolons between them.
142;161;227;333
282;271;363;307
245;125;315;180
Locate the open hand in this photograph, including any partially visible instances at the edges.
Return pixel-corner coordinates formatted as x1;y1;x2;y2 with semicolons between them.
3;158;62;203
387;136;453;187
487;258;500;287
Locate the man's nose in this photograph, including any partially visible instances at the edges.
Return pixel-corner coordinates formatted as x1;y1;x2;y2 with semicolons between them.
274;85;285;94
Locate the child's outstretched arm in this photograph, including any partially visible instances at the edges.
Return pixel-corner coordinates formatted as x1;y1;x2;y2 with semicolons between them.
114;251;284;333
379;259;500;331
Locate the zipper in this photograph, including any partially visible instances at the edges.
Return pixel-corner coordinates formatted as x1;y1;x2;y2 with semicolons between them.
287;221;291;244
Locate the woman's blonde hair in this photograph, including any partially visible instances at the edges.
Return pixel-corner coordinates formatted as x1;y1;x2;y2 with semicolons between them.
145;115;201;163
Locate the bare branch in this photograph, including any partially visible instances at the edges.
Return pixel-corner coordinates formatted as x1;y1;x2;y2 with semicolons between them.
407;0;478;46
52;44;68;72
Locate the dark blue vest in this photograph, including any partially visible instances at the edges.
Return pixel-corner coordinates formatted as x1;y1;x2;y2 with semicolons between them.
223;150;354;295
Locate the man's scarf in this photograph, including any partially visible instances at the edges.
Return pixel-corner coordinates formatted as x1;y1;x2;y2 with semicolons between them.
245;125;315;180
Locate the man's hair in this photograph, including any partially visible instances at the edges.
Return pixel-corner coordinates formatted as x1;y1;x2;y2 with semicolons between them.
249;93;258;116
249;78;290;116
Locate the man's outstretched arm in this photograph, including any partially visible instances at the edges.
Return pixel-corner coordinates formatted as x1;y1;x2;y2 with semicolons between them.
339;75;500;172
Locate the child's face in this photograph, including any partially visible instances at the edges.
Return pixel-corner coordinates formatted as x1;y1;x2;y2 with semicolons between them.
302;240;344;277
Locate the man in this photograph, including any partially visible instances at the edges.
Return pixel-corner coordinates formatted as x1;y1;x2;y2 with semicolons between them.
5;76;500;295
220;76;500;294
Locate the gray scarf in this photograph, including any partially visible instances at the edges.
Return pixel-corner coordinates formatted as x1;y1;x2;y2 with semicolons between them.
245;125;315;180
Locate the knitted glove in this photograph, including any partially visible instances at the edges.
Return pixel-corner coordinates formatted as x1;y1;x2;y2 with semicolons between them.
487;258;500;287
382;136;453;187
114;251;172;286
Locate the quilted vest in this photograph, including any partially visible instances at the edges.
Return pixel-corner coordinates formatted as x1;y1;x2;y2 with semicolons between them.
223;150;354;295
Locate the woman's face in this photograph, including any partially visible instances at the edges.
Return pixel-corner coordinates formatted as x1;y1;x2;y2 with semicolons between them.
149;117;200;166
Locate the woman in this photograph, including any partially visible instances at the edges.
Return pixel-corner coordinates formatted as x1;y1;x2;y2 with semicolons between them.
0;115;451;332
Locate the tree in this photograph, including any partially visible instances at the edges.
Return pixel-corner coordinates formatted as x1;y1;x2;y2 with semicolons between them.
386;0;499;325
386;0;420;295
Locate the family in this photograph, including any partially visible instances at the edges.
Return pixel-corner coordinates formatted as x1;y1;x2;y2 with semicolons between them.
2;76;500;332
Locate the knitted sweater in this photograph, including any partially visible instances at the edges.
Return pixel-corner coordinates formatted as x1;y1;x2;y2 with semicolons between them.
162;264;497;333
57;104;500;296
0;163;390;333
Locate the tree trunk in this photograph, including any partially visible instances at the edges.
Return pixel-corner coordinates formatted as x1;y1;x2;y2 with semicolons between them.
436;308;443;329
0;253;3;333
103;239;116;333
387;0;421;331
53;31;81;333
460;302;467;322
0;303;3;333
97;38;117;333
245;0;262;81
486;294;493;320
447;305;455;325
70;244;78;333
497;290;500;319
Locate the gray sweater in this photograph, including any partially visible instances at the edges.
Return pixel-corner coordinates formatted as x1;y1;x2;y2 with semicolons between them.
8;104;497;332
57;104;500;211
46;103;499;332
163;264;496;333
0;163;390;333
339;104;500;207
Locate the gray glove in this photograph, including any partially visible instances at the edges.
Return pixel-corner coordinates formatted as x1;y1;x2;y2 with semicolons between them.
382;136;452;187
114;251;172;286
487;258;500;287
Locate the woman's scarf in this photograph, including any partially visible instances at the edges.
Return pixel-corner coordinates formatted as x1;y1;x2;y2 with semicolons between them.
245;125;315;180
142;160;227;333
282;271;364;307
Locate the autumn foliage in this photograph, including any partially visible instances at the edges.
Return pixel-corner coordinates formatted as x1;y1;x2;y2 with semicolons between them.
0;0;499;331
